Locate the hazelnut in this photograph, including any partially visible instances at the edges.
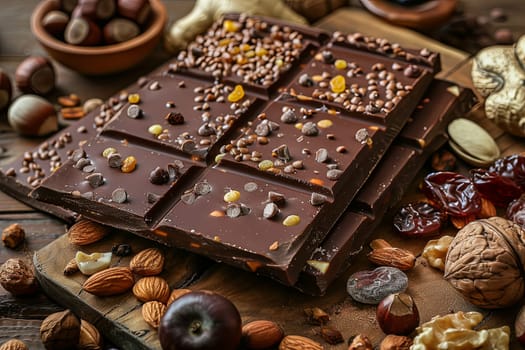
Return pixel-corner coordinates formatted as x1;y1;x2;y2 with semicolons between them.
7;94;58;136
65;16;102;46
15;56;55;95
40;309;81;350
0;258;39;296
103;18;140;44
376;292;419;335
0;69;12;110
75;0;116;21
42;10;70;38
117;0;151;25
2;223;25;249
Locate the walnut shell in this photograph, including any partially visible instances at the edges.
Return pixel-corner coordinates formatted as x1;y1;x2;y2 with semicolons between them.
444;216;525;308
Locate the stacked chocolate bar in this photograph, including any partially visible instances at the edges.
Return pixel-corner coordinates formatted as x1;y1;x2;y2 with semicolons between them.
0;15;475;293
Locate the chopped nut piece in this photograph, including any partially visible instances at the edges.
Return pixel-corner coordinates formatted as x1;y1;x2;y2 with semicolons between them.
421;235;453;271
2;223;25;248
320;326;344;345
304;307;330;325
348;334;373;350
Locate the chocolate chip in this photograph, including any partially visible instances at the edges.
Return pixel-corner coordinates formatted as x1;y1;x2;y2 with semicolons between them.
181;191;196;205
82;165;96;173
107;153;122;168
147;192;160;204
272;144;291;162
226;203;242;218
298;73;314;87
149;166;170;185
326;169;343;180
198;123;216;136
71;149;86;162
112;243;132;256
263;202;279;219
111;188;128;203
127;104;143;119
166;112;184;125
267;191;285;206
85;172;104;188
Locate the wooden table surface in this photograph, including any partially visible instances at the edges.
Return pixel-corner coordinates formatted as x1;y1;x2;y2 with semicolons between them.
1;1;525;349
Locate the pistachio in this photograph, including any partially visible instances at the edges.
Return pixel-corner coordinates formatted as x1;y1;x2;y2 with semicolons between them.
75;251;112;275
447;118;500;167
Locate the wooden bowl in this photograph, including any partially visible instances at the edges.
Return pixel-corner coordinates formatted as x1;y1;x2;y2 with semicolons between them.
31;0;167;75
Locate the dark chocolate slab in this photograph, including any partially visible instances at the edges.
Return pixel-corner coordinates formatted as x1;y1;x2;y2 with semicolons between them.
296;80;476;295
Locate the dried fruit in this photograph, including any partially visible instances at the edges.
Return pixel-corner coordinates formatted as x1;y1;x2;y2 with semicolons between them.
228;85;245;102
489;154;525;191
376;293;419;335
129;247;165;276
304;307;330;325
393;202;445;237
347;266;408;304
279;335;322;350
68;219;110;246
1;223;25;248
142;301;166;329
0;339;29;350
78;319;103;350
40;309;81;350
0;258;39;296
132;276;170;303
82;266;134;296
470;168;522;207
242;320;284;349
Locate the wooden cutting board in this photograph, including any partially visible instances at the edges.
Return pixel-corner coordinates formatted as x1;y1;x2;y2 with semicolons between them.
32;8;522;350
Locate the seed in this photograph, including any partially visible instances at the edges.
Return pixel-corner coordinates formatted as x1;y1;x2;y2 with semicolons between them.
224;189;241;203
334;59;347;70
258;160;274;171
127;104;142;118
128;93;140;104
121;156;137;173
317;119;333;128
112;188;128;203
148;124;163;136
283;215;300;226
102;147;117;158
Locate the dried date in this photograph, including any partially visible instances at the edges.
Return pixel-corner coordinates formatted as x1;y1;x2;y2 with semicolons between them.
393;202;445;237
471;168;522;207
422;172;481;217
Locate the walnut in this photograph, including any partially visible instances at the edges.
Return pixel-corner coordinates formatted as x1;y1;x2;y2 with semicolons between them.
422;235;453;271
2;223;25;248
444;217;525;308
0;258;39;296
40;309;81;350
471;34;525;137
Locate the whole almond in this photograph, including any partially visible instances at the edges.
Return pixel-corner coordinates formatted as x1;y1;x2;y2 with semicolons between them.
142;301;166;329
132;276;170;303
83;266;133;296
279;335;322;350
68;219;110;246
0;339;29;350
167;288;192;306
129;247;164;276
367;247;415;271
242;320;284;349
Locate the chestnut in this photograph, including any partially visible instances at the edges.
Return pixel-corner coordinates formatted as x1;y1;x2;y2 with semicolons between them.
103;18;140;44
60;0;79;13
117;0;151;25
7;95;58;137
65;16;102;46
15;56;55;95
75;0;116;21
0;69;12;111
41;10;70;38
159;290;242;350
376;292;419;335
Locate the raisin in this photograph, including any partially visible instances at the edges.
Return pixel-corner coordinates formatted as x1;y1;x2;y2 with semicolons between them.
470;168;522;207
393;202;445;237
488;154;525;191
422;172;481;217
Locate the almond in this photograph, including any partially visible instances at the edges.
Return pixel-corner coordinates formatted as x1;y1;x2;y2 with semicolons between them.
68;219;110;246
83;266;134;296
478;197;497;218
132;276;170;303
129;247;165;276
142;301;166;329
279;335;322;350
242;320;284;349
167;288;192;306
367;247;415;271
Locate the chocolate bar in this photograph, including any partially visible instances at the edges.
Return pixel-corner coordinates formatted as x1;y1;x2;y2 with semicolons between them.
296;80;476;295
9;15;440;286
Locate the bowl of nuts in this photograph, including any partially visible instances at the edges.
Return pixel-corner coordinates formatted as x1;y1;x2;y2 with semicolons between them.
30;0;167;75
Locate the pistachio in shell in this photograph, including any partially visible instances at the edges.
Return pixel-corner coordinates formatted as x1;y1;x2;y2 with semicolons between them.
447;118;500;167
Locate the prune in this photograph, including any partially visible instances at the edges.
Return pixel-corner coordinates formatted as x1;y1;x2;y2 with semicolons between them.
470;168;522;207
422;172;481;217
346;266;408;304
507;194;525;229
393;202;445;237
489;154;525;191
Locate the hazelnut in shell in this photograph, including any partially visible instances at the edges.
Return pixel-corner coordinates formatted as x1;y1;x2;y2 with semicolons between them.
8;95;58;137
41;10;70;38
40;309;81;350
75;0;116;21
15;56;55;95
103;18;140;44
0;69;12;110
117;0;151;25
65;16;102;46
